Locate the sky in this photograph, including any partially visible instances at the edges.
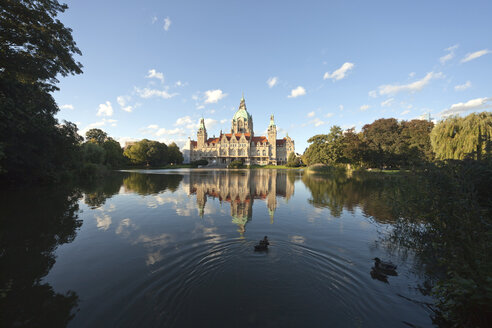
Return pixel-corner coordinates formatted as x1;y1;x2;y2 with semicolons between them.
54;0;492;152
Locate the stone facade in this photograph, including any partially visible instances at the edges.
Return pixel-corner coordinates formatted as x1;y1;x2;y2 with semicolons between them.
189;96;295;165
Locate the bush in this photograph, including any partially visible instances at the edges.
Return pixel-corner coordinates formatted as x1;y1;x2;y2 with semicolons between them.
190;159;208;167
228;160;244;169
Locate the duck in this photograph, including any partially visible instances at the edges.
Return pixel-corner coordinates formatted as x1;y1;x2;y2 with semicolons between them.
254;236;270;251
373;257;397;274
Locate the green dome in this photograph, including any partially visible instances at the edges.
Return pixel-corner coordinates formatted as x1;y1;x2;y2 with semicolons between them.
233;97;251;121
233;109;251;121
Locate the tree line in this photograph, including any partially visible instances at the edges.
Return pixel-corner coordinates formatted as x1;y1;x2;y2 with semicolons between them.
80;128;184;179
302;112;492;168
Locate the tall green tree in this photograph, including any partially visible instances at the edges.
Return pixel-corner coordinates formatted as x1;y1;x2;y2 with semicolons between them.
361;118;403;168
339;128;366;166
84;128;124;168
0;0;83;183
430;112;492;160
123;139;169;166
400;119;434;165
303;126;344;166
167;142;184;164
85;128;108;145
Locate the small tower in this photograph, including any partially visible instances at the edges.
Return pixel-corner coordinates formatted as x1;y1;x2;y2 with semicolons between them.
197;117;207;148
267;114;277;164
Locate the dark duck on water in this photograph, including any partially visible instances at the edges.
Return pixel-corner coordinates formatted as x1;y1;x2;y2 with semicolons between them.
254;236;270;251
373;257;397;274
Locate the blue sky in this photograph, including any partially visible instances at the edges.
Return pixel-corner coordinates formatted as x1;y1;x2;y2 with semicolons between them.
54;0;492;152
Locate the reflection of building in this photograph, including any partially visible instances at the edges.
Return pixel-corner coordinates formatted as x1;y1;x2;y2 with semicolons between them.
188;170;294;235
189;96;295;165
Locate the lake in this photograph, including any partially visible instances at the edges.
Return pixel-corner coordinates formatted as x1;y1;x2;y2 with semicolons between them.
1;169;435;327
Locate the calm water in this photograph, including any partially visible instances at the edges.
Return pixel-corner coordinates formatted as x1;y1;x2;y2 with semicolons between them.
1;169;435;327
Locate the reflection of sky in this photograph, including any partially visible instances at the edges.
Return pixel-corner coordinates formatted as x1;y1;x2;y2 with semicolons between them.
44;172;434;328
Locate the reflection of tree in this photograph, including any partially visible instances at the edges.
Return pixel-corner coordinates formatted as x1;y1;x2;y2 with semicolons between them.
303;162;492;326
385;161;492;327
123;173;183;195
81;173;124;208
0;186;82;327
301;171;401;222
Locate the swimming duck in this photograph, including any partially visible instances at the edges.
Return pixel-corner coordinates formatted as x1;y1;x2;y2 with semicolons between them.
254;236;269;251
373;257;397;273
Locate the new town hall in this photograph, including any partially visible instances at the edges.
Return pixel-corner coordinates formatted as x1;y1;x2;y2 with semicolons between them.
186;96;295;165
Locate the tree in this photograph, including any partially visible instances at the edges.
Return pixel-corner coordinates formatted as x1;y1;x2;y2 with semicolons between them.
0;0;83;183
81;143;105;165
123;139;169;166
85;129;108;145
431;112;492;160
339;128;366;166
361;118;403;168
400;119;434;165
303;126;344;166
167;142;184;164
102;138;125;168
286;152;301;167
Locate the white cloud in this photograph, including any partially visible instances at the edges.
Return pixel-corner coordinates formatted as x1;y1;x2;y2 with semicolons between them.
360;104;370;111
146;69;164;83
339;105;344;111
288;86;306;98
401;110;410;115
204;89;227;104
117;95;133;112
151;16;157;24
380;98;394;107
325;112;334;118
323;62;354;81
307;111;315;118
267;77;278;88
220;119;227;124
409;72;416;77
368;90;377;98
163;17;171;31
377;72;443;96
175;116;193;126
97;101;113;116
440;97;492;117
135;87;177;99
117;96;127;107
310;118;325;127
454;81;472;91
60;104;74;110
147;124;158;129
156;127;184;136
440;44;458;64
461;49;491;63
182;118;219;131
